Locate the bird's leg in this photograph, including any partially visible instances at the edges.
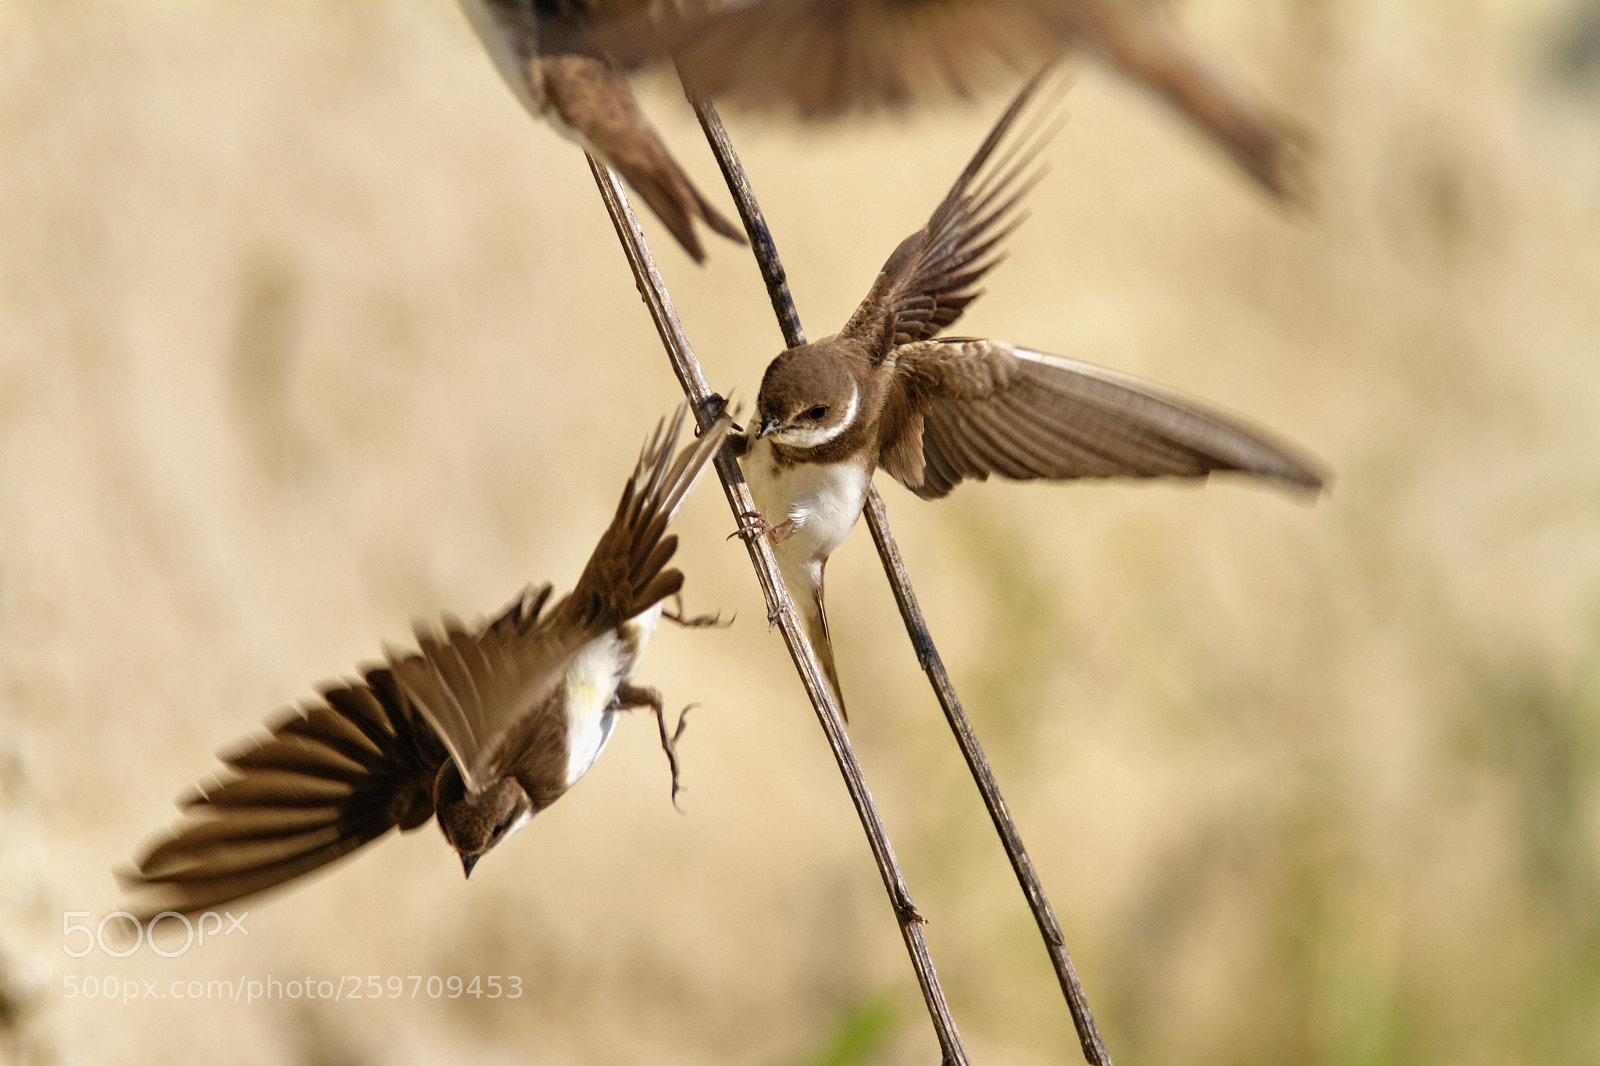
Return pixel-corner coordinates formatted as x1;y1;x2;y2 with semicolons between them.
614;682;694;810
662;593;731;629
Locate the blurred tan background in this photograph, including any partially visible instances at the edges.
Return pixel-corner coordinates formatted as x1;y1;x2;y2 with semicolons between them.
3;1;1600;1063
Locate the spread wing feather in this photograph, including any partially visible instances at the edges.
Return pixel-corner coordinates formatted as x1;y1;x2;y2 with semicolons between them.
120;665;450;918
840;70;1060;356
888;339;1324;497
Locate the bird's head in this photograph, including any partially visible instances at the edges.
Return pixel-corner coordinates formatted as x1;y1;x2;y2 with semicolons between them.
754;346;860;451
433;764;534;879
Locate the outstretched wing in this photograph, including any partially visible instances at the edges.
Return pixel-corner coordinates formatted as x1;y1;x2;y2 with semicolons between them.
839;71;1060;358
120;665;450;918
597;0;1303;198
881;339;1324;497
548;405;733;638
606;0;1064;116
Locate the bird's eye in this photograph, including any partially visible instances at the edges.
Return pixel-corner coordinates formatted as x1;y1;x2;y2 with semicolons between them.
804;405;829;421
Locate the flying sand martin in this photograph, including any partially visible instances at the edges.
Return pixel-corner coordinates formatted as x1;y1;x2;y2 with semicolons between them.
599;0;1307;200
120;406;732;916
455;0;745;262
731;76;1323;714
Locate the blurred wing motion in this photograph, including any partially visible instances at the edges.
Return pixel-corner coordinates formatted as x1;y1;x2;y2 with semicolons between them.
884;338;1325;498
602;0;1305;198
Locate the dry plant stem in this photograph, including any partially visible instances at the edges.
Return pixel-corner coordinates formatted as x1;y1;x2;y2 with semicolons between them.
689;98;1114;1066
692;103;805;346
862;491;1112;1066
585;152;971;1066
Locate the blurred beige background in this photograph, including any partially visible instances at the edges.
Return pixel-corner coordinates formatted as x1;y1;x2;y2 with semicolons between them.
3;1;1599;1063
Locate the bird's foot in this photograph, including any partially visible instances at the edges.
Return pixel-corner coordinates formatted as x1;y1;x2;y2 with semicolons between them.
616;682;694;810
729;510;796;544
701;392;749;455
894;896;928;927
653;702;697;812
663;593;732;629
729;509;781;543
699;392;741;429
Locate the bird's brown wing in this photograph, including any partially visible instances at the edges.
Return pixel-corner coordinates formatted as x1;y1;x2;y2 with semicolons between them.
598;0;1303;198
880;339;1325;498
397;407;734;787
838;72;1059;359
549;405;733;638
120;665;451;918
602;0;1066;116
482;581;556;641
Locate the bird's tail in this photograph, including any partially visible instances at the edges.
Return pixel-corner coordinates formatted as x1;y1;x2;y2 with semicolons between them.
545;56;745;262
617;143;747;264
792;559;849;722
1083;3;1308;201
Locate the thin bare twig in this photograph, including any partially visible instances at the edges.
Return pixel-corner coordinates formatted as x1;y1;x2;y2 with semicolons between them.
688;97;1114;1066
585;152;971;1066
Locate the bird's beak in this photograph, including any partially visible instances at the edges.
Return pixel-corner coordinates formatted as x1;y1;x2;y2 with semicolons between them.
460;853;480;880
756;416;780;439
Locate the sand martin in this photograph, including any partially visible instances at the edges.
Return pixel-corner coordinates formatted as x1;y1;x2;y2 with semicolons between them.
733;77;1322;713
121;406;732;916
455;0;745;261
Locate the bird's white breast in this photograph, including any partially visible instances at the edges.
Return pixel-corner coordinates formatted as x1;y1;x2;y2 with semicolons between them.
560;603;662;787
743;441;871;574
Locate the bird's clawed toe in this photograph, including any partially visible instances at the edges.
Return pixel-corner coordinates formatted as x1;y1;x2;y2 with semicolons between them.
664;593;732;629
653;702;697;811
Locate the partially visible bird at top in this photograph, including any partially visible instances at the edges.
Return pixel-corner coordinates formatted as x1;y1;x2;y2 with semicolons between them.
455;0;747;262
599;0;1309;201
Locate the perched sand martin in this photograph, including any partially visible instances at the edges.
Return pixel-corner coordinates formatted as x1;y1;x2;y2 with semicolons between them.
600;0;1306;199
455;0;745;262
733;78;1322;714
121;407;732;916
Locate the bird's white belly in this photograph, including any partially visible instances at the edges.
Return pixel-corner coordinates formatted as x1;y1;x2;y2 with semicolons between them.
743;442;870;570
559;604;662;788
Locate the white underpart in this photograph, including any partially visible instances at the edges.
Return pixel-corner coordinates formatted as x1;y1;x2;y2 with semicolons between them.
560;603;663;788
743;439;871;600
